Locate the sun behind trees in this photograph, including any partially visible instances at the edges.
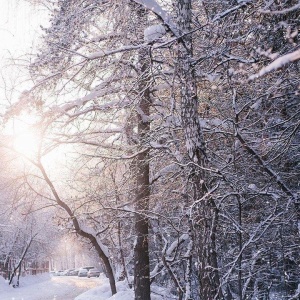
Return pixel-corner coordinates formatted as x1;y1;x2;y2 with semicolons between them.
1;1;299;300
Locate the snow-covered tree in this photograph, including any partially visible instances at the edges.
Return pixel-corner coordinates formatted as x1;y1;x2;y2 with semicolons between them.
1;0;299;299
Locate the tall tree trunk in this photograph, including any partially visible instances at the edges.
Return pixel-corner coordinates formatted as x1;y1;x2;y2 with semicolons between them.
134;145;151;300
176;1;222;299
133;45;151;300
133;5;151;300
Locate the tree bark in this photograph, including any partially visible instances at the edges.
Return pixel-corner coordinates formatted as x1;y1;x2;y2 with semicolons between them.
133;44;151;300
132;5;151;299
176;1;222;299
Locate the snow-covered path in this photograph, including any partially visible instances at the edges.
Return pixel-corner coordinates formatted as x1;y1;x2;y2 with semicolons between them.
0;275;102;300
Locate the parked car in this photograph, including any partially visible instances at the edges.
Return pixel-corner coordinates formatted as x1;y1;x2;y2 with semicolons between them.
64;269;75;276
55;270;64;276
87;268;101;278
69;269;79;276
78;267;94;277
78;268;88;277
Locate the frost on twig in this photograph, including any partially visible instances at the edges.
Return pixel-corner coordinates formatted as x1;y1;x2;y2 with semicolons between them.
249;49;300;80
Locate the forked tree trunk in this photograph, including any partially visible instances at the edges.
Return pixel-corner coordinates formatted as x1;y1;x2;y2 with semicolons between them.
9;235;35;286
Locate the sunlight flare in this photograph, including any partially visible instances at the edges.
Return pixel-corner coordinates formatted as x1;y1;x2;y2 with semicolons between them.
13;131;40;157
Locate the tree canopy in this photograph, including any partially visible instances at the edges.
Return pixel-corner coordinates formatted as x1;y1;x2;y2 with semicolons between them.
1;0;299;299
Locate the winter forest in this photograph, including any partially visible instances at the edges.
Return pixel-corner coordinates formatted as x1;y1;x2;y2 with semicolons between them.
0;0;299;299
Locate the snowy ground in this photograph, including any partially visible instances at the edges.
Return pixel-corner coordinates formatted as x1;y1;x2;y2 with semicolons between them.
74;275;176;300
0;274;102;300
0;274;176;300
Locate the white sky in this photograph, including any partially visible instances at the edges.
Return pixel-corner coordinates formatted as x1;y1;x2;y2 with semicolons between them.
0;0;49;108
0;0;47;59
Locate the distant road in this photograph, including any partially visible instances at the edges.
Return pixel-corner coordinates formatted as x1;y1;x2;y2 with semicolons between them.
1;276;101;300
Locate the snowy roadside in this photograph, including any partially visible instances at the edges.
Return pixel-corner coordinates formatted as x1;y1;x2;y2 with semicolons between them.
0;273;50;299
75;275;176;300
0;273;50;293
0;273;177;300
0;274;101;300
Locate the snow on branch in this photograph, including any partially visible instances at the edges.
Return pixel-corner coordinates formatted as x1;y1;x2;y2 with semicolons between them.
79;224;110;258
150;163;179;184
260;3;300;15
249;49;300;80
166;234;189;258
131;0;179;37
56;89;125;115
144;24;166;42
212;0;252;21
88;44;143;60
